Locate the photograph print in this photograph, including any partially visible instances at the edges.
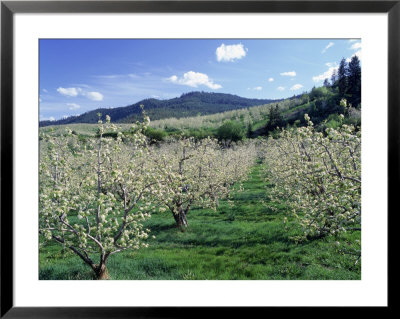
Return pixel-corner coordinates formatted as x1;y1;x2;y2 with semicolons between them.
39;39;361;280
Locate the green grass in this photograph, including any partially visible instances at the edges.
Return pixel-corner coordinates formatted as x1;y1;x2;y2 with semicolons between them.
39;163;361;280
40;123;99;137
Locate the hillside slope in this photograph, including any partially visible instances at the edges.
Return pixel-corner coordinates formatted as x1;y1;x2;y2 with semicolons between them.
40;92;280;127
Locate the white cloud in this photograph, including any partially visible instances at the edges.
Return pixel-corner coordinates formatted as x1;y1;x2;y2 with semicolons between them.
277;86;285;91
67;103;80;110
216;43;247;62
57;87;81;97
350;42;362;50
268;77;274;82
42;88;48;93
312;66;339;82
169;75;178;82
57;86;103;101
84;91;104;101
49;116;55;121
167;71;222;89
322;42;334;53
290;84;304;91
280;71;296;77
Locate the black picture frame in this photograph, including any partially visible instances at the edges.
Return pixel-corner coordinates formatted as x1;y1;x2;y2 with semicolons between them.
1;1;396;317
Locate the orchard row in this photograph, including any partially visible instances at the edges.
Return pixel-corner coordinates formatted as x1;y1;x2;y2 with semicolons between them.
39;114;258;278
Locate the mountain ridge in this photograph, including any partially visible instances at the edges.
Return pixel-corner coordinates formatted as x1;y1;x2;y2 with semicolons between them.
39;91;282;127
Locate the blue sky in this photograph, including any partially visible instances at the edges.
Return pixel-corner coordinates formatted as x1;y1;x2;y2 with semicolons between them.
39;39;361;121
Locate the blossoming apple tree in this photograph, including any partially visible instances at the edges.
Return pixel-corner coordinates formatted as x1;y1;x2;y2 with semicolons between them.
265;113;361;239
39;114;162;279
151;137;257;228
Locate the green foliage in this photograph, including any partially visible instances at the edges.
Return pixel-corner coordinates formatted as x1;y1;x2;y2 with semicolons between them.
338;58;348;97
246;122;253;138
336;56;361;109
330;69;337;87
144;127;167;142
322;114;342;130
216;120;245;142
164;126;182;135
183;128;215;140
309;86;332;100
99;131;119;138
265;105;286;135
347;56;361;108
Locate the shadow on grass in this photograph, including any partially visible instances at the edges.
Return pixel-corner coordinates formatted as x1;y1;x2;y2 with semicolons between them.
146;222;178;234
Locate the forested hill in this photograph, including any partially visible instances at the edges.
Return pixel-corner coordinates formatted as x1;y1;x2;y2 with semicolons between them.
39;92;280;127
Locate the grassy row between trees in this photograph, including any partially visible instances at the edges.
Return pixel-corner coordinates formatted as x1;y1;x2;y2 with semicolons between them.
40;163;361;280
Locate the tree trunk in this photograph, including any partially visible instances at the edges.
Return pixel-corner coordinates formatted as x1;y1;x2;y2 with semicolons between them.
172;207;188;228
95;263;109;280
213;192;219;207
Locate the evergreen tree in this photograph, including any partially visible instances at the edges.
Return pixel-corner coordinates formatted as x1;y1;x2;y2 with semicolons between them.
347;55;361;108
246;122;253;138
323;78;330;87
265;105;286;135
338;58;348;97
330;69;337;87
